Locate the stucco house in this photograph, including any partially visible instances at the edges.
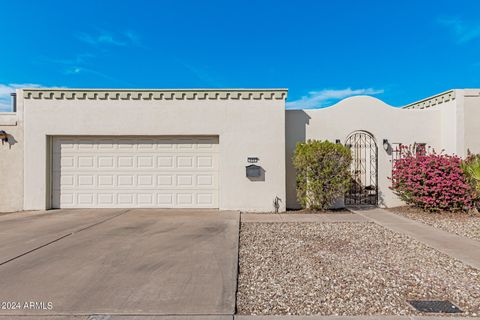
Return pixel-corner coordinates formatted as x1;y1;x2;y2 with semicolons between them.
0;88;479;212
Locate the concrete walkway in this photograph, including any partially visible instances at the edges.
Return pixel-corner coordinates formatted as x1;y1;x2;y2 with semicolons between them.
350;207;480;270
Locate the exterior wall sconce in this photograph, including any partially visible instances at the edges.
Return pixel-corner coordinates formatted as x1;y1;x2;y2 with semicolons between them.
335;139;341;144
0;130;8;144
383;139;390;151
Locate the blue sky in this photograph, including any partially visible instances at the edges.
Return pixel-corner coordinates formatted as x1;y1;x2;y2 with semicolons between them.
1;0;480;111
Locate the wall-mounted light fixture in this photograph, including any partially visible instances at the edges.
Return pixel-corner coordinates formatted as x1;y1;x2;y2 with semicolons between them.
0;130;8;144
383;139;390;151
335;139;341;144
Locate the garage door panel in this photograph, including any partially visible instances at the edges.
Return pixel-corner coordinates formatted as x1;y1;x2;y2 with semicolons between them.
137;156;155;168
77;175;95;187
98;156;115;168
53;139;75;153
52;136;219;208
197;193;214;205
53;190;218;208
55;173;217;190
52;156;75;170
137;175;154;187
77;193;95;205
157;193;174;206
98;193;114;205
77;140;96;150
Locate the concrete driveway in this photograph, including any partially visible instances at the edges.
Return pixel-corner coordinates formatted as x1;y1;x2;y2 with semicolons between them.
0;209;239;318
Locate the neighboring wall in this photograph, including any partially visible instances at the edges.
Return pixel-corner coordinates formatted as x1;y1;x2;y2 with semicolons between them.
403;90;460;155
21;89;287;212
463;89;480;154
403;89;480;156
0;106;24;212
286;96;442;209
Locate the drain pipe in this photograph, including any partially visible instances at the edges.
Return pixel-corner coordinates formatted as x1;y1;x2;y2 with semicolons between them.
273;196;282;213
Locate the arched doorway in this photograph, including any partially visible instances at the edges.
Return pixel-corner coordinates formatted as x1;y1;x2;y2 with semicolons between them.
344;130;378;206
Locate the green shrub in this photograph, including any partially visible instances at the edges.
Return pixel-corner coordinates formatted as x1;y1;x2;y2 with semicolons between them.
293;140;352;210
462;152;480;210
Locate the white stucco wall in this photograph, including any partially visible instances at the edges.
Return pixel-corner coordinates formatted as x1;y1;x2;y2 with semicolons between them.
0;107;24;212
402;89;480;156
418;95;462;156
285;96;442;209
21;89;287;212
463;89;480;154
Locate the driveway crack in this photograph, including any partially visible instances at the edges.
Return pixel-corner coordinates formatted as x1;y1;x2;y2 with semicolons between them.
0;209;131;267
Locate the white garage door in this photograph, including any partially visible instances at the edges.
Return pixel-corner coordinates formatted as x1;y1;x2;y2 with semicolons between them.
52;136;219;208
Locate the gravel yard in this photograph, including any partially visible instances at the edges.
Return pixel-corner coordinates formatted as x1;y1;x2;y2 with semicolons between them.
285;209;352;214
388;206;480;241
237;222;480;316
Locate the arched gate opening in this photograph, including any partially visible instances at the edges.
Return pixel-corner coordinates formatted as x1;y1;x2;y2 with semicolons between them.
344;131;378;206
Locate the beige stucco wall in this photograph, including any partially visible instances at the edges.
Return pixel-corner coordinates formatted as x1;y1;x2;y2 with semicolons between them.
21;89;287;212
428;99;459;155
463;89;480;154
285;96;442;209
404;89;480;157
0;107;24;212
418;94;463;156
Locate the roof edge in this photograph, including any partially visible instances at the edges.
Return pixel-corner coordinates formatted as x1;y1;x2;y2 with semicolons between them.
402;89;455;110
21;88;288;101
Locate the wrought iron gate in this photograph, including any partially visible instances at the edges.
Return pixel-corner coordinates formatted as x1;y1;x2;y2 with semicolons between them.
344;131;378;205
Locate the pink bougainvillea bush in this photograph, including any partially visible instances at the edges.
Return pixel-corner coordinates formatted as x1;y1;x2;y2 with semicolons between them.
390;146;474;212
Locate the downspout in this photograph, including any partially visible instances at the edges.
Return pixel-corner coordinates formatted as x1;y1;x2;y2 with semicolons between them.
10;93;17;112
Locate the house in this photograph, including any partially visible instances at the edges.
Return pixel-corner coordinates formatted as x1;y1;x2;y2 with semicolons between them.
0;88;479;212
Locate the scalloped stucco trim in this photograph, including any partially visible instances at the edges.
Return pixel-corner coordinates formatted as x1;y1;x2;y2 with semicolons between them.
22;89;288;101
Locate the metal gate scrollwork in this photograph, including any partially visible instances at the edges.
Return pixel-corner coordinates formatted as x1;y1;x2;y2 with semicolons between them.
344;131;378;206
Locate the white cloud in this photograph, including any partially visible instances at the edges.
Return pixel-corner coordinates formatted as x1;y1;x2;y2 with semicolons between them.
77;31;125;46
76;30;141;47
438;17;480;44
63;66;134;86
286;88;384;109
43;53;95;66
125;30;141;46
0;83;42;112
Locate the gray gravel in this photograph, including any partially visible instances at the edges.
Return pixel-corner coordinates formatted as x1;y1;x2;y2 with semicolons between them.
237;222;480;316
388;207;480;241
